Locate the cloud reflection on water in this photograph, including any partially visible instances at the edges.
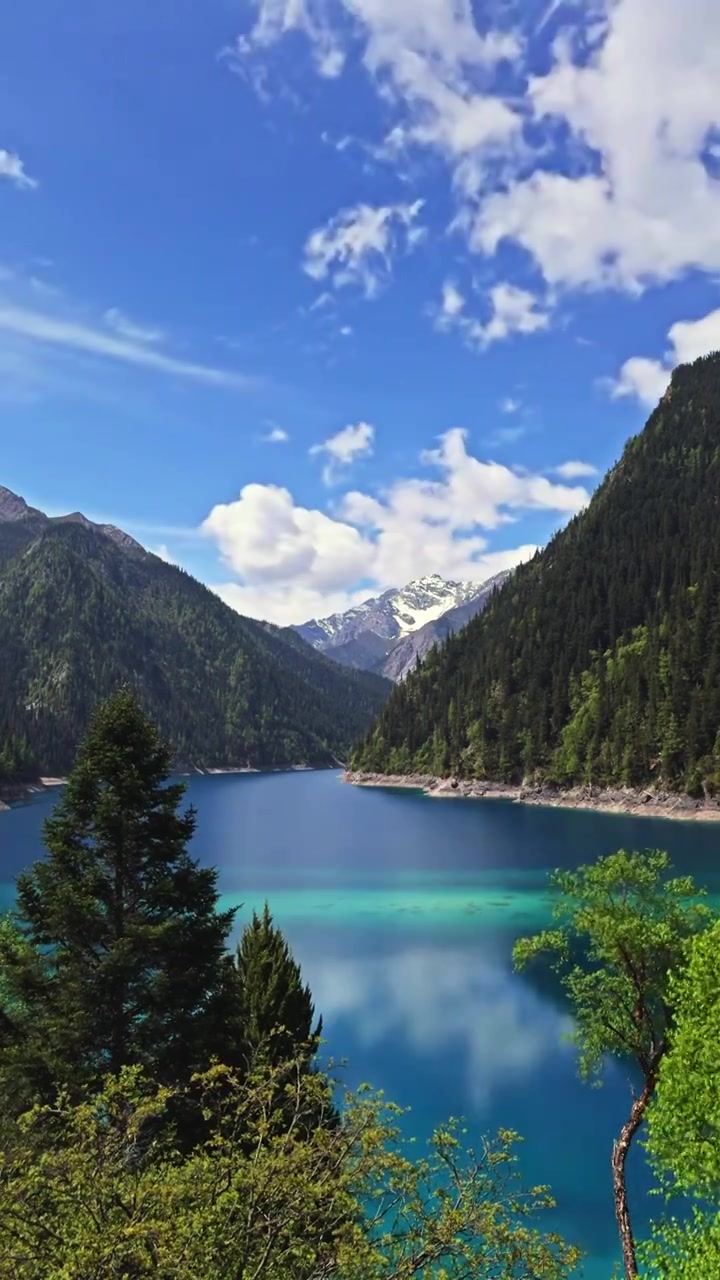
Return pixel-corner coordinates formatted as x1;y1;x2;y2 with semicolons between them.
308;942;574;1107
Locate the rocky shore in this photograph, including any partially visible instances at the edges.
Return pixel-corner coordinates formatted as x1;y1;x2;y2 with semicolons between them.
0;777;66;812
0;763;331;812
343;771;720;822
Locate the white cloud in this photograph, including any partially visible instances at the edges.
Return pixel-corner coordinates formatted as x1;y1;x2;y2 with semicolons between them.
309;291;334;311
238;0;522;174
500;396;521;414
610;304;720;406
438;280;465;322
202;427;588;623
309;944;573;1107
239;0;720;304
149;543;178;565
669;308;720;364
553;460;598;480
473;1;720;293
104;307;164;344
262;426;290;443
436;281;550;349
339;324;353;337
610;357;670;407
0;303;253;390
0;150;37;190
202;482;371;614
310;420;374;484
304;200;425;297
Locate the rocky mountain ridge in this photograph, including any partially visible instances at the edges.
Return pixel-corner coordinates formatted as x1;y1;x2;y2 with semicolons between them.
0;485;144;553
0;485;391;781
294;572;509;681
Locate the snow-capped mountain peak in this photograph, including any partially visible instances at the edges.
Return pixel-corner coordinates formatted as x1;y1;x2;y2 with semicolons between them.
293;570;511;679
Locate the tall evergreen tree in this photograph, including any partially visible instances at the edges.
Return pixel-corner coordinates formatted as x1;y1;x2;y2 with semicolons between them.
353;352;720;796
235;904;321;1067
0;688;237;1098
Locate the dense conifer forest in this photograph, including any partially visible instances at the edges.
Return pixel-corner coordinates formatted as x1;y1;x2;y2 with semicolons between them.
0;511;390;781
352;353;720;794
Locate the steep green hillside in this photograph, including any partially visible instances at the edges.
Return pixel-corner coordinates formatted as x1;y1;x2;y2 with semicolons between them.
352;353;720;795
0;513;390;779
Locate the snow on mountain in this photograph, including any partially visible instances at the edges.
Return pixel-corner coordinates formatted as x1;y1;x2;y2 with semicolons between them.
294;572;510;681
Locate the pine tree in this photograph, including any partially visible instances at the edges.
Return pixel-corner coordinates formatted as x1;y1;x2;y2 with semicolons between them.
235;904;321;1067
0;687;237;1099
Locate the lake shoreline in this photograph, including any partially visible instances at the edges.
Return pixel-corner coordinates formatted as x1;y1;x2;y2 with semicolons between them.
0;762;337;812
343;771;720;822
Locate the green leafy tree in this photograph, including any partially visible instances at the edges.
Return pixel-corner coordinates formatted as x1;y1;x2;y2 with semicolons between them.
513;849;711;1280
0;1060;581;1280
640;921;720;1277
0;688;237;1101
235;904;321;1067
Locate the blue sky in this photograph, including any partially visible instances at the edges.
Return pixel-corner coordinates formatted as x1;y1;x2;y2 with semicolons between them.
2;0;720;623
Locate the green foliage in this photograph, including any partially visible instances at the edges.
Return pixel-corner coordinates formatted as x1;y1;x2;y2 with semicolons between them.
0;1061;581;1280
235;903;322;1067
513;851;711;1082
0;689;238;1102
647;920;720;1193
639;922;720;1277
0;694;582;1279
0;517;391;779
353;354;720;793
514;850;712;1278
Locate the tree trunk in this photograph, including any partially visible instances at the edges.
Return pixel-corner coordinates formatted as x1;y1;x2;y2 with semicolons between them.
611;1076;655;1279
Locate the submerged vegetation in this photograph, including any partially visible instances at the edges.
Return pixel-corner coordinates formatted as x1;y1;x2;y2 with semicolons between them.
1;690;718;1276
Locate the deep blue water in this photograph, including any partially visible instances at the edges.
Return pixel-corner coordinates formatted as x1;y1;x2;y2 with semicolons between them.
4;769;720;1278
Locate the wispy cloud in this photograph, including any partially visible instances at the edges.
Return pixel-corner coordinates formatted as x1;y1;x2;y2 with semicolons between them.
435;281;550;350
553;460;598;480
0;303;254;390
304;201;425;298
0;149;37;190
310;420;374;484
104;307;164;345
262;426;290;443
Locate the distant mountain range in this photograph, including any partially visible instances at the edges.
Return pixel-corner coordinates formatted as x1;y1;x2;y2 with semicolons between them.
0;486;391;781
294;572;509;681
353;352;720;794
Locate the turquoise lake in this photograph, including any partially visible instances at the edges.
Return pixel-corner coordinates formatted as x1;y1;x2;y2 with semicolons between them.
4;768;720;1277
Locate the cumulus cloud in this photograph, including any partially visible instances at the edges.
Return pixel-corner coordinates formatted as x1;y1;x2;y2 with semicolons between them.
237;0;522;171
436;281;550;349
202;427;588;624
0;149;37;190
202;481;370;602
304;200;425;297
237;0;720;306
610;305;720;406
473;1;720;293
310;420;374;484
262;425;290;443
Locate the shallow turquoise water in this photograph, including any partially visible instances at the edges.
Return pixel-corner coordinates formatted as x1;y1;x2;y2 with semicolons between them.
4;769;720;1278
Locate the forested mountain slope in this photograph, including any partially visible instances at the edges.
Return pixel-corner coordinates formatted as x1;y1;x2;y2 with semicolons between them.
0;495;391;780
352;353;720;795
